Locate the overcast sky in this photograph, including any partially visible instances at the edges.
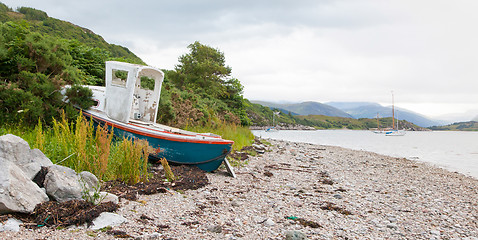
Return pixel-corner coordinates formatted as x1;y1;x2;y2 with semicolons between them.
3;0;478;120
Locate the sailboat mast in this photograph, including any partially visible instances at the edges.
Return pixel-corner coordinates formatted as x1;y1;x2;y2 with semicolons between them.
392;91;395;129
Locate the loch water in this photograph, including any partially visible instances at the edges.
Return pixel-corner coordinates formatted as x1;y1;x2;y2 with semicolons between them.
252;130;478;179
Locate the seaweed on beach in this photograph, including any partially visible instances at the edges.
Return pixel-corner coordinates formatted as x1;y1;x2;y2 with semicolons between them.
285;216;321;228
32;200;119;227
318;171;334;185
319;202;353;215
106;230;132;238
102;164;209;201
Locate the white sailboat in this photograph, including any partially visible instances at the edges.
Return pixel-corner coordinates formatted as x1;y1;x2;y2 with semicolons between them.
265;111;280;132
373;113;390;134
386;92;406;136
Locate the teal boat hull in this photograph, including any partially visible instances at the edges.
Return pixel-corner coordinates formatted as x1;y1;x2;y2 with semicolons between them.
83;111;233;172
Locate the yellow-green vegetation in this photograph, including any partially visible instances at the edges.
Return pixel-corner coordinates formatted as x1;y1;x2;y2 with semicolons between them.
160;158;176;182
1;113;153;184
227;157;249;168
185;121;255;151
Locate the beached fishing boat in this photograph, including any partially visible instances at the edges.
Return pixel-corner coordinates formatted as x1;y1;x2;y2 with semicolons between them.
65;61;234;172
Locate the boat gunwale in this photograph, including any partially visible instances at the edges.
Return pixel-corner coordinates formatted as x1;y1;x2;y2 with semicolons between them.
82;111;234;145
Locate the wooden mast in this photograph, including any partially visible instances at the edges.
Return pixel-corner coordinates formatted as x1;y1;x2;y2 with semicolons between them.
392;91;395;129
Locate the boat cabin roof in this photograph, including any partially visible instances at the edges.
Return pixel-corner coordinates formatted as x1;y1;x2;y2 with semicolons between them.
104;61;164;124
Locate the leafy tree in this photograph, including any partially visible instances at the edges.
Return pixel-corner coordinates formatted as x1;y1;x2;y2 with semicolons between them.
166;41;250;125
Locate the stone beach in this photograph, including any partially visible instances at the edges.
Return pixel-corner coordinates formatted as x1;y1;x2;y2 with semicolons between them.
1;138;477;239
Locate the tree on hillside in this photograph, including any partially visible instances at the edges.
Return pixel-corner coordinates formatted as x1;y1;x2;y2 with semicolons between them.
165;41;250;126
172;41;242;99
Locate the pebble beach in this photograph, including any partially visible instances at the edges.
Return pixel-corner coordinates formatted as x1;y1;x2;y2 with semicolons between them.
1;138;477;239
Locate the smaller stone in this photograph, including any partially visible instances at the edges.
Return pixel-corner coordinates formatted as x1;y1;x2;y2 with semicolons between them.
430;230;441;235
2;218;22;232
263;218;274;226
386;223;398;230
370;218;381;226
387;216;397;223
253;216;263;223
207;224;222;233
231;200;240;207
144;232;162;239
285;230;308;240
333;194;343;199
90;212;127;230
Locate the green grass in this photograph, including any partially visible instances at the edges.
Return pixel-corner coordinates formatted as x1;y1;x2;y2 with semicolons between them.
185;121;255;151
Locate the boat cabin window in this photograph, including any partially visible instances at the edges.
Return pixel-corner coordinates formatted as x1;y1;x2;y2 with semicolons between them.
140;76;155;91
112;69;128;87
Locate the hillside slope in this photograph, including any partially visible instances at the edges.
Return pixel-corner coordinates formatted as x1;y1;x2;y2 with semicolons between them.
327;102;440;127
429;121;478;131
0;5;143;64
252;101;352;118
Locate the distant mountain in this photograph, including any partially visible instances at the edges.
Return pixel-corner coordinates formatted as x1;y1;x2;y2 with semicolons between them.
325;102;381;110
326;102;441;127
251;101;353;118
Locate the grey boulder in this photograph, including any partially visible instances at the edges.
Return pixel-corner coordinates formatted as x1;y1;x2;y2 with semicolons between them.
0;160;49;214
44;165;84;202
0;134;53;180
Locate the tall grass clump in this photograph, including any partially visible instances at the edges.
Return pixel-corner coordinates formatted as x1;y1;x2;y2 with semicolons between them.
110;138;153;185
1;112;154;184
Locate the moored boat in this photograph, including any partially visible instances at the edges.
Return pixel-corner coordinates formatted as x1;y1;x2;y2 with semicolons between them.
65;61;234;172
385;91;406;136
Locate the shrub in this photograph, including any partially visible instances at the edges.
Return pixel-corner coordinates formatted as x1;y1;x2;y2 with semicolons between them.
17;7;48;21
65;85;95;109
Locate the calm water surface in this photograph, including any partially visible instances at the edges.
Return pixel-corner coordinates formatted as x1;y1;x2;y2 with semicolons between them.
253;130;478;179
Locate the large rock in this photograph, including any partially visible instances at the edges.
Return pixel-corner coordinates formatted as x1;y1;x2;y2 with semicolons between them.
79;171;99;190
0;160;49;214
44;165;84;202
0;134;53;180
20;149;53;180
0;134;31;163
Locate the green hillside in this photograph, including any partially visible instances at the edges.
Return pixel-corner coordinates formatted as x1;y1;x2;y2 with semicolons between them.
252;113;426;130
245;100;298;126
1;5;143;63
429;121;478;131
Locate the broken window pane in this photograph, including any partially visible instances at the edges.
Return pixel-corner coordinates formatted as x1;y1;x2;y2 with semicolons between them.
112;69;128;87
140;76;155;90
